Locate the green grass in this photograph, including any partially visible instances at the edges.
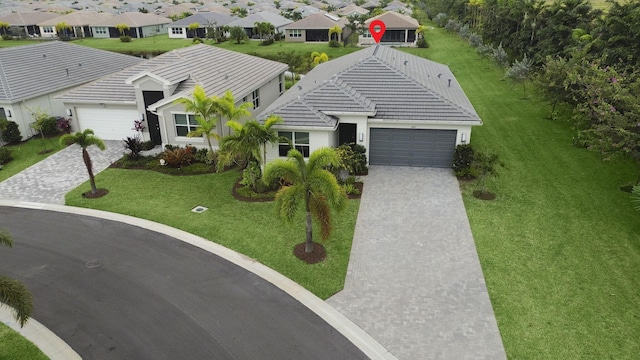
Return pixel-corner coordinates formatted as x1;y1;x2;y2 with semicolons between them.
409;26;640;359
0;136;65;182
65;169;359;300
0;322;48;360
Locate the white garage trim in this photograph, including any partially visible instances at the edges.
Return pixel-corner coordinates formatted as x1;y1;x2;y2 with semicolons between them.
76;107;139;141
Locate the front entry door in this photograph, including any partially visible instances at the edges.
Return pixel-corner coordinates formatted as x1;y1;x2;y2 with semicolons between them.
142;91;164;145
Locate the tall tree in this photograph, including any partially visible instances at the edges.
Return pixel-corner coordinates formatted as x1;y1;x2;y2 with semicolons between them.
60;130;106;195
263;148;347;253
254;21;274;40
505;53;534;98
0;229;33;327
229;26;247;44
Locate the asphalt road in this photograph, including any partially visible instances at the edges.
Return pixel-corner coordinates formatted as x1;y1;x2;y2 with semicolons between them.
0;206;368;359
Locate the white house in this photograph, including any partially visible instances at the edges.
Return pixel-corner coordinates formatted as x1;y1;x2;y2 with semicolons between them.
167;12;236;39
361;11;419;46
90;12;170;39
37;11;114;38
58;44;288;148
257;45;482;168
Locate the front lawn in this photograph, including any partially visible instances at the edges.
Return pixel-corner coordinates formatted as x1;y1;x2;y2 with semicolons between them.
65;169;359;300
0;322;48;360
0;136;65;182
410;26;640;358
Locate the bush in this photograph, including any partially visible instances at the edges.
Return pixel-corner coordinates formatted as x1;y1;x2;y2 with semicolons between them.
0;147;13;165
328;40;341;48
1;34;11;40
193;147;216;165
240;161;262;191
416;38;428;48
335;143;368;176
192;37;202;44
434;13;448;27
452;144;476;179
343;183;360;196
120;35;132;42
260;38;274;46
468;33;482;48
123;135;144;160
161;146;194;167
1;120;21;145
444;19;461;33
56;117;71;133
39;116;58;136
141;140;156;151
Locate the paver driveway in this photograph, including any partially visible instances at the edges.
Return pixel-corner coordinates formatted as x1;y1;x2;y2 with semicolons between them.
328;166;507;359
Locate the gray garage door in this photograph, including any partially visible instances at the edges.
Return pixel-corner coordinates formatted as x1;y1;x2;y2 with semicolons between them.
369;128;457;167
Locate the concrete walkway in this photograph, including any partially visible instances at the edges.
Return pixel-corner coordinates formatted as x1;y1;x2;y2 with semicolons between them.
328;166;507;359
0;141;123;204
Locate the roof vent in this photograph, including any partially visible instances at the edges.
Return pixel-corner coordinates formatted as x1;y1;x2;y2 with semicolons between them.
43;54;46;58
437;73;442;78
404;60;408;65
448;79;451;87
324;13;340;21
297;85;302;90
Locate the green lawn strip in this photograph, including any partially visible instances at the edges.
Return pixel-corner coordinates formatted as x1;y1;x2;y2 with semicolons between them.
0;322;49;360
65;168;359;300
407;26;640;358
0;136;65;182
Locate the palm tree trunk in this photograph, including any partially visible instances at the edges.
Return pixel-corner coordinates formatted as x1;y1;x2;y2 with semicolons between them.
305;191;313;253
83;148;97;193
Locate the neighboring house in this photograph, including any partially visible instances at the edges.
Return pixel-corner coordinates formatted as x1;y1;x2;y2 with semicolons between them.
37;11;114;38
257;45;482;168
0;11;61;37
226;11;292;38
361;11;418;45
91;12;170;38
336;5;369;17
168;12;236;39
58;44;288;148
0;42;143;140
283;13;348;42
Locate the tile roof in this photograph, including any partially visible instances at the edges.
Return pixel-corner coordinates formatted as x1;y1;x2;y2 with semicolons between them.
169;12;237;27
94;12;171;27
365;11;419;29
226;11;292;29
38;11;114;26
258;45;481;127
0;41;143;103
283;13;347;30
0;11;61;26
336;5;369;16
58;44;288;108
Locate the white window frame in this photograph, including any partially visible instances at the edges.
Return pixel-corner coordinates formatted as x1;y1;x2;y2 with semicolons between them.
94;26;107;35
42;26;54;34
252;89;260;109
279;74;284;95
174;113;200;137
171;27;184;35
278;131;310;158
289;29;302;38
363;29;372;38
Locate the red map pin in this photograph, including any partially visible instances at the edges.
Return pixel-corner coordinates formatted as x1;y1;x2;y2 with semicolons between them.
369;20;386;44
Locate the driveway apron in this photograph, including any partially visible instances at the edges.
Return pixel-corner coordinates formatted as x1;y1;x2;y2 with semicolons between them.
328;166;507;359
0;141;123;204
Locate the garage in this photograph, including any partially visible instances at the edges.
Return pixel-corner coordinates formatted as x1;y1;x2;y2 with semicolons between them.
369;128;457;167
76;107;139;140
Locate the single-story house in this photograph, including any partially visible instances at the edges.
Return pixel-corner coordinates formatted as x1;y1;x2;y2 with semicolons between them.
226;11;292;38
58;44;288;148
0;11;61;37
168;12;236;39
336;5;369;17
90;12;170;38
361;11;418;45
38;11;114;38
257;45;482;168
283;13;349;42
0;42;144;140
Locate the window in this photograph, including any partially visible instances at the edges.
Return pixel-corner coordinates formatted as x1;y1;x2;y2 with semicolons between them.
289;29;302;38
279;74;284;95
94;27;107;34
42;26;54;34
171;27;184;35
174;113;200;136
252;89;260;109
278;131;309;157
363;30;372;38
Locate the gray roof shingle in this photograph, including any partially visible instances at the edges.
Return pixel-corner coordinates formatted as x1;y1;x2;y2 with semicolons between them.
169;12;237;27
258;45;481;127
0;41;143;103
283;13;347;30
0;11;61;26
226;11;292;29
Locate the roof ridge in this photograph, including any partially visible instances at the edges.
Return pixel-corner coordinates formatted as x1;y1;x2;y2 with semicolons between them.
0;57;13;100
331;79;376;112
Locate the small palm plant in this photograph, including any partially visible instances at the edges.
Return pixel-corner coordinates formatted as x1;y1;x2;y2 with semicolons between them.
0;229;33;327
60;129;106;196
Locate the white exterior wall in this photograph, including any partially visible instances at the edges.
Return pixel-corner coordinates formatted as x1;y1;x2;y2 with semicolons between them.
168;26;187;39
91;27;110;38
140;24;168;37
4;88;73;140
38;26;57;38
265;128;336;163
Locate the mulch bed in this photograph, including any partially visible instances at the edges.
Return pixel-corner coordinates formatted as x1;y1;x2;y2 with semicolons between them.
231;178;276;202
82;189;109;198
293;242;326;264
347;182;364;199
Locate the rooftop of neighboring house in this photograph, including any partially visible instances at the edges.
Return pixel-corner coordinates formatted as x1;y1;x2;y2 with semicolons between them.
93;12;171;27
283;13;348;30
365;11;419;29
0;11;61;26
226;11;293;29
169;12;237;27
37;11;114;26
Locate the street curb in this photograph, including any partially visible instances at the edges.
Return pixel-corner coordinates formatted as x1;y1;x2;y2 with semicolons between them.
0;200;397;360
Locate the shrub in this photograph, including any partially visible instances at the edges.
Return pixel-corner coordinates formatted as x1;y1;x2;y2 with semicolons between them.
343;183;360;196
240;161;262;191
260;38;274;46
444;19;461;33
141;140;155;151
192;37;202;44
416;38;428;48
56;117;71;133
1;34;11;40
335;143;368;175
193;147;216;165
328;40;341;48
452;144;476;179
39;116;58;136
120;35;132;42
0;147;13;165
123;135;144;160
161;146;194;167
468;33;482;48
1;120;21;145
458;24;471;39
434;13;448;27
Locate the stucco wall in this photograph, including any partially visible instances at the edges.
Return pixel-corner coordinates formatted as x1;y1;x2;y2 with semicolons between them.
4;87;73;140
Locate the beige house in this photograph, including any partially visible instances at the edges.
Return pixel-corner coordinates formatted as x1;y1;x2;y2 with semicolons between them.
37;11;113;38
0;11;61;37
90;12;170;39
361;11;419;45
283;13;349;42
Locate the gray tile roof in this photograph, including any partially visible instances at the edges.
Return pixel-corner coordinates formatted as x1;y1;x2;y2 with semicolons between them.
258;45;482;127
38;11;114;26
58;44;288;108
169;12;237;27
0;41;144;103
365;11;419;29
0;11;61;26
94;12;171;27
226;11;292;29
283;13;347;30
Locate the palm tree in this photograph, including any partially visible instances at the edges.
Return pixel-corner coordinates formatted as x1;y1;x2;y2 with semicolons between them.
254;21;274;40
0;229;33;327
263;148;347;253
328;25;342;42
218;115;282;171
213;90;252;137
60;129;106;195
174;85;220;154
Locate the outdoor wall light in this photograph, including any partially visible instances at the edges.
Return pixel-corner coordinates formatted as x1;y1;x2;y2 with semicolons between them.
461;133;467;143
358;132;364;142
139;113;145;121
66;108;73;117
5;109;11;117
